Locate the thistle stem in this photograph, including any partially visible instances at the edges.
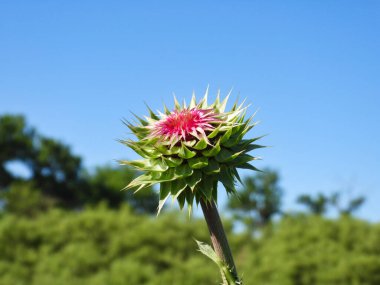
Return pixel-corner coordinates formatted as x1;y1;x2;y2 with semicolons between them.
200;199;239;284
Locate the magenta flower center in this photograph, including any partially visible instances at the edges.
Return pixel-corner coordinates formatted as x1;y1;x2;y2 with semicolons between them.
151;108;217;141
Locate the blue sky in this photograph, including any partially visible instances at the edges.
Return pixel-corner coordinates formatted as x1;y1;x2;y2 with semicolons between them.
1;1;379;220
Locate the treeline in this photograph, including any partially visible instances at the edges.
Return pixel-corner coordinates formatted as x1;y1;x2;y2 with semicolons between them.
0;114;157;215
0;114;376;285
0;114;365;220
1;206;379;285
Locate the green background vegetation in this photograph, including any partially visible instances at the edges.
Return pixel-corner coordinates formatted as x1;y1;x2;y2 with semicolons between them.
1;114;379;285
1;208;380;285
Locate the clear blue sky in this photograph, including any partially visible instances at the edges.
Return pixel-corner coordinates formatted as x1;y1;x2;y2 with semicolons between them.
1;1;379;220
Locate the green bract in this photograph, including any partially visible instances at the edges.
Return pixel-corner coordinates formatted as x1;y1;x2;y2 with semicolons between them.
120;89;263;214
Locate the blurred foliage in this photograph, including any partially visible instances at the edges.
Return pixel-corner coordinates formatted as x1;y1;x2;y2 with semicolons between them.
0;181;56;216
0;206;218;285
297;193;330;215
0;113;375;285
84;166;157;213
242;214;380;285
227;169;282;231
0;114;85;207
297;192;365;217
330;192;365;217
0;114;158;213
0;207;379;285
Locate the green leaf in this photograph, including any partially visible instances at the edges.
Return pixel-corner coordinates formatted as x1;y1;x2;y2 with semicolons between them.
231;167;243;184
144;148;162;158
200;178;214;200
167;146;181;155
193;138;208;150
189;92;197;109
144;103;160;120
163;103;171;115
150;171;163;181
227;154;256;166
236;163;261;172
218;167;236;194
185;189;194;207
149;159;169;171
175;163;193;177
126;173;154;189
211;89;221;109
160;182;171;199
207;125;221;139
220;128;233;144
202;141;221;157
173;95;181;110
221;134;241;148
123;141;151;159
185;171;202;191
130;112;148;126
119;159;145;168
170;179;187;196
184;140;196;148
154;145;171;155
158;168;176;181
196;240;221;266
188;157;208;169
195;191;202;205
196;240;239;285
124;159;168;172
122;120;148;137
237;135;266;148
242;144;266;153
126;143;161;158
202;159;220;174
215;148;232;162
198;86;209;109
177;190;186;209
158;182;171;215
178;143;196;159
163;156;183;167
218;90;231;113
124;181;150;192
215;148;243;162
215;149;244;163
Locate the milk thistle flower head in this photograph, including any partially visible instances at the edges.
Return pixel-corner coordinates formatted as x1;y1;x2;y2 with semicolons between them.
120;89;262;214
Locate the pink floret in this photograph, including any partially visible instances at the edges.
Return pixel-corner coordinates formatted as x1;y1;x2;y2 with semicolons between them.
151;108;218;141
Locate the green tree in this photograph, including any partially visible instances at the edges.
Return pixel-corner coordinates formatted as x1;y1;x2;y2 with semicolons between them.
330;192;365;216
0;115;35;187
0;114;84;208
0;182;56;216
0;207;216;285
85;165;158;213
227;169;282;231
1;207;379;285
297;192;365;217
297;193;330;215
0;114;158;213
243;215;380;285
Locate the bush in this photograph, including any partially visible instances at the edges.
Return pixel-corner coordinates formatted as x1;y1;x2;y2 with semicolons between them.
0;206;218;285
241;215;380;285
0;208;379;285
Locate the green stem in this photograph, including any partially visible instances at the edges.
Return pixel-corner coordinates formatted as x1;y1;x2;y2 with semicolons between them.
200;199;239;284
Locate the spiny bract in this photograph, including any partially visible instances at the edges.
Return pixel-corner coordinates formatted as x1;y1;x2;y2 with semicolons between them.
120;89;263;214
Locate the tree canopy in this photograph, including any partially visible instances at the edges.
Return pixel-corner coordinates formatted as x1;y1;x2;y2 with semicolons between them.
0;206;379;285
0;113;373;285
297;192;365;216
0;114;157;213
227;169;282;231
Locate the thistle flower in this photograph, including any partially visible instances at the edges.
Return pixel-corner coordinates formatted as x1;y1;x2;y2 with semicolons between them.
120;89;262;215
